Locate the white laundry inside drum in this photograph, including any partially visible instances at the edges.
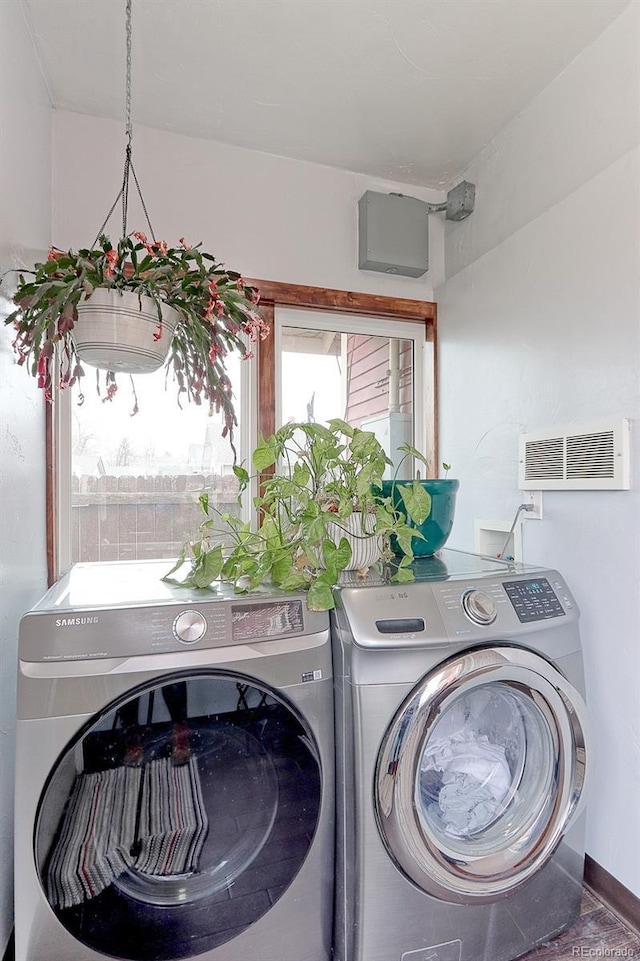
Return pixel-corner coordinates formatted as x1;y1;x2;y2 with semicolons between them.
419;687;526;838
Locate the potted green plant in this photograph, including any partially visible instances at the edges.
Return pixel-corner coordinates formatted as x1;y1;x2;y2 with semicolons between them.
164;419;420;610
382;444;459;556
2;232;266;444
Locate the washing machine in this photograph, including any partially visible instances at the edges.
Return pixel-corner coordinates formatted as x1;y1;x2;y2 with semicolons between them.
15;560;334;961
331;548;590;961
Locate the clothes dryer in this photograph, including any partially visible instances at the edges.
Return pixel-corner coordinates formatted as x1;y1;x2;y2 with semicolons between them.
15;560;334;961
331;549;590;961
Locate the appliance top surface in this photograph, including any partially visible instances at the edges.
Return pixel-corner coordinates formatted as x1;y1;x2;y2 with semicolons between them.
338;547;544;590
39;550;538;613
30;559;291;613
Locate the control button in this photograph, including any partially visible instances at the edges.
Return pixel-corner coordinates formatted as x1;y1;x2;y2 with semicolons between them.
173;610;207;644
461;589;498;626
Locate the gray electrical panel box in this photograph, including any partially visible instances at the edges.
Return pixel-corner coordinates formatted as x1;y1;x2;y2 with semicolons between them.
358;191;429;277
446;180;476;221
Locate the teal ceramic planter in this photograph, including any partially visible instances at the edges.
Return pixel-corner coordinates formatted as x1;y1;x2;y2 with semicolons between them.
382;478;459;556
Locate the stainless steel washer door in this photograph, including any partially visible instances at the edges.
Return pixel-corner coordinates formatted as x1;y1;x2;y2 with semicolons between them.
375;646;589;904
35;670;323;960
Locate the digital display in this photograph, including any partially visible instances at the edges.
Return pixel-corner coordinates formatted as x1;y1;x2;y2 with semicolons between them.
231;600;304;641
503;577;565;623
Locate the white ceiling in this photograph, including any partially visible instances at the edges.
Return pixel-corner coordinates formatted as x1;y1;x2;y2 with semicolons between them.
23;0;629;188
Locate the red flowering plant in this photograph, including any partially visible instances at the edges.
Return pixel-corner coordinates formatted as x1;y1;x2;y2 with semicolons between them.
2;232;265;443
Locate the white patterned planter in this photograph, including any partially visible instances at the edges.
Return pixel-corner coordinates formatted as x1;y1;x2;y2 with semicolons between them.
73;289;180;374
328;511;383;570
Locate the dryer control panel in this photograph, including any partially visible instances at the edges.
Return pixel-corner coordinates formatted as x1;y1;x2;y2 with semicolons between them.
18;559;327;662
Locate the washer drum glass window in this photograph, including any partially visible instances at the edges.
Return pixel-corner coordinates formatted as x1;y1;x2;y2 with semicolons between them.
375;646;589;904
35;672;322;960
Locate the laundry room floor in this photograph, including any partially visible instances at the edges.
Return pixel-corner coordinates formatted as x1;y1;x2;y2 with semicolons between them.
3;888;638;961
520;887;640;959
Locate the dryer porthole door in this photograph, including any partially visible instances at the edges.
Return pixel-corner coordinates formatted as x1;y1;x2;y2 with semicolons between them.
374;645;589;904
34;671;322;960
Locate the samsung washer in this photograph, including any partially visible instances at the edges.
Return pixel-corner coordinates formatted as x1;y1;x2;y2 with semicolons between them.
331;548;590;961
15;560;334;961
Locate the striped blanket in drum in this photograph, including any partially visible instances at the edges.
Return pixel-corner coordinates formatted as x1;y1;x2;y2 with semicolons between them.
47;757;208;909
47;765;141;910
135;755;209;878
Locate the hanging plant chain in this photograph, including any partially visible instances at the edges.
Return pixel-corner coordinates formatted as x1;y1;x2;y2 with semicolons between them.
92;0;156;247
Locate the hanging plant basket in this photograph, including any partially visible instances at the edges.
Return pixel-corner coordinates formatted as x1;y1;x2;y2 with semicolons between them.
73;289;180;374
0;0;266;451
2;234;265;447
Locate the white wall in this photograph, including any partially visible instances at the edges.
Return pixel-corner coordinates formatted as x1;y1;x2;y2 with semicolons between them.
53;111;445;296
0;1;51;952
437;2;640;896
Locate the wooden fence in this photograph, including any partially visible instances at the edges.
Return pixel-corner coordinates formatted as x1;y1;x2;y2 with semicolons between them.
71;474;239;564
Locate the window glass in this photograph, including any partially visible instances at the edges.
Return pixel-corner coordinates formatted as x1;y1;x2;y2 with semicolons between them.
278;314;421;479
68;357;242;564
417;683;556;854
280;328;344;425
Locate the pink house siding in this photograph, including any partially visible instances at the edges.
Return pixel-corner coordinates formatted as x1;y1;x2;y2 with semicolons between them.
345;335;413;427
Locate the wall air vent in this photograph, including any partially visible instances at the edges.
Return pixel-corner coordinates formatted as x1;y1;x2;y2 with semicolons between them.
519;418;630;490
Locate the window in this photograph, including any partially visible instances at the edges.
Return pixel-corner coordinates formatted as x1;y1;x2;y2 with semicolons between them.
53;354;252;576
49;282;436;583
276;308;426;477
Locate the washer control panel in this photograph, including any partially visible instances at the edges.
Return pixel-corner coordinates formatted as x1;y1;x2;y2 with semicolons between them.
336;562;580;648
503;577;565;623
429;571;576;640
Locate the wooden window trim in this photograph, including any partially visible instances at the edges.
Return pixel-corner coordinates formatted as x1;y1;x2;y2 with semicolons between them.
46;279;437;585
250;278;438;453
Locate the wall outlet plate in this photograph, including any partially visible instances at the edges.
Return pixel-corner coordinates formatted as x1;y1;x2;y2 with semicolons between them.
521;490;543;520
